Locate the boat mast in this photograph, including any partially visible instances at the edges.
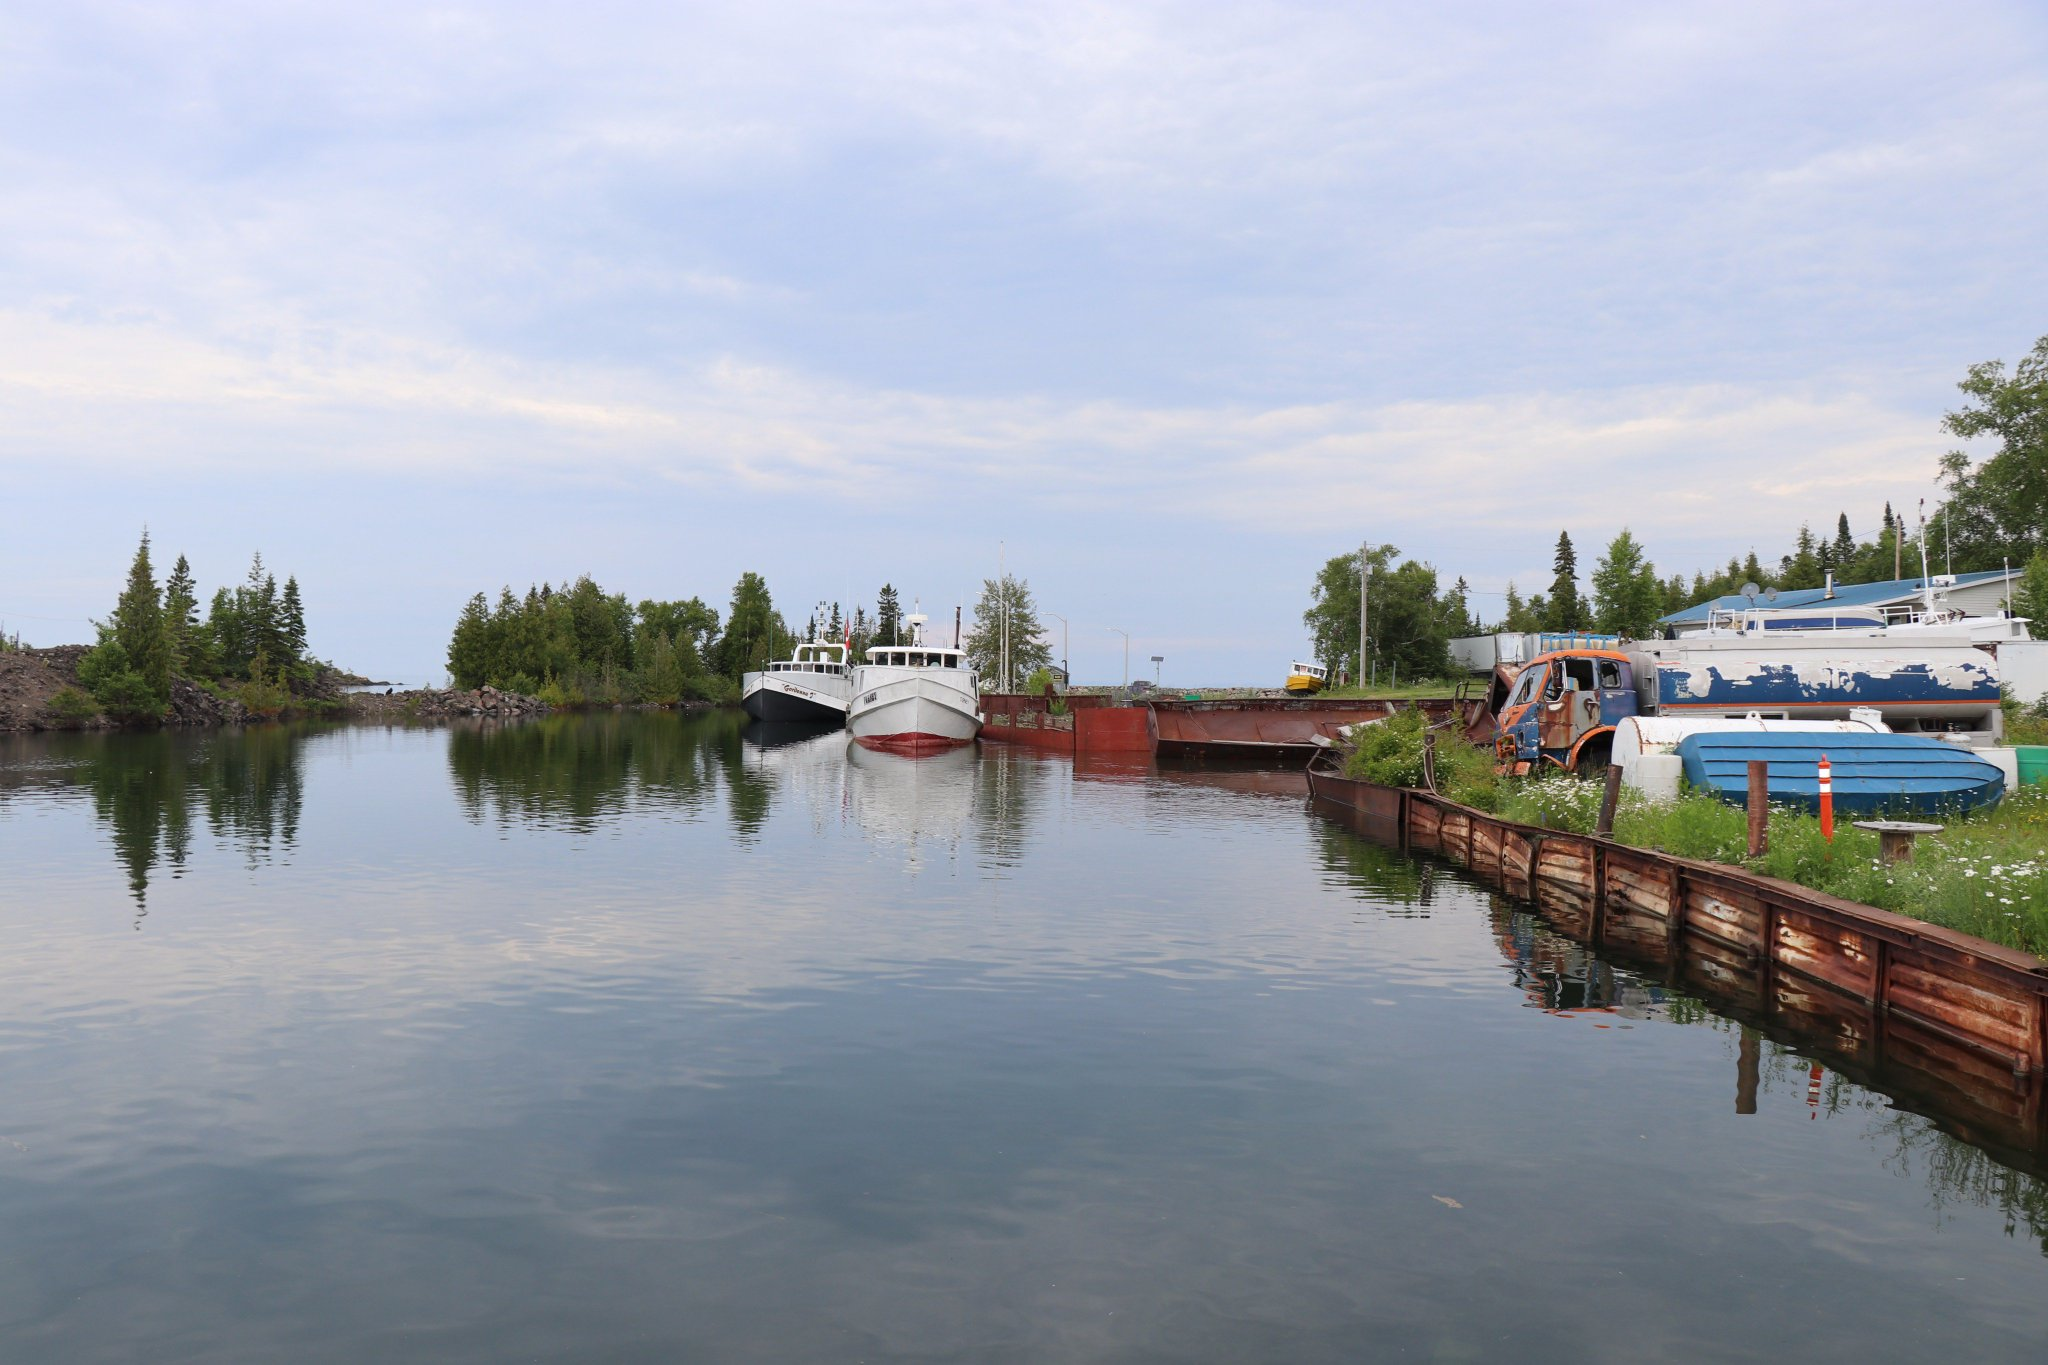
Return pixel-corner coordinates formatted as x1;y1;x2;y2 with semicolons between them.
1918;500;1935;616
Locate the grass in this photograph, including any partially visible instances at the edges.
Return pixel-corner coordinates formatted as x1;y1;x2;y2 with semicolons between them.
1340;712;2048;957
1309;679;1471;701
1502;772;2048;959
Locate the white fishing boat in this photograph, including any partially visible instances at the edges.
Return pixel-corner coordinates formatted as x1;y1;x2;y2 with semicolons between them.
741;635;854;726
846;612;982;754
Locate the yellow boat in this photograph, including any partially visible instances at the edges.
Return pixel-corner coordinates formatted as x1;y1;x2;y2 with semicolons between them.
1284;660;1328;694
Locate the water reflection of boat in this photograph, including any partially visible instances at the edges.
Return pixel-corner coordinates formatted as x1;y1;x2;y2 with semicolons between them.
844;741;979;869
741;719;844;749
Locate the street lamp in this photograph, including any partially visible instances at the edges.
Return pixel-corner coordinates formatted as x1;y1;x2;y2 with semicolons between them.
1046;611;1069;687
1150;654;1163;685
1107;627;1129;687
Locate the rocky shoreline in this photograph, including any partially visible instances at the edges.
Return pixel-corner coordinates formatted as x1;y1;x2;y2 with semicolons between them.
344;685;552;722
0;647;557;733
0;646;743;732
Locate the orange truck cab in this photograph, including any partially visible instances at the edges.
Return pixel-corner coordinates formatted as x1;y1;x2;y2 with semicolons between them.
1489;649;1637;776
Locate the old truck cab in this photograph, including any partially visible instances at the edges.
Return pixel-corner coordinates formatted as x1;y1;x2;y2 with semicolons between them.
1492;649;1638;776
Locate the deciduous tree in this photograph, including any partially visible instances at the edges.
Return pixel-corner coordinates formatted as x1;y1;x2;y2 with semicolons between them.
1590;528;1664;638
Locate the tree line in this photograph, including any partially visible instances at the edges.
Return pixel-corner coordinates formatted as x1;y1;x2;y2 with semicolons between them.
1305;335;2048;679
68;532;318;722
443;575;925;704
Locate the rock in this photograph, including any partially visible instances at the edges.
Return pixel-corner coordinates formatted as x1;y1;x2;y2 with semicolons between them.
342;685;550;722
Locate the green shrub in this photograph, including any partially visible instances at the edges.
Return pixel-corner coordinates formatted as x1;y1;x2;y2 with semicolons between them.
45;686;99;725
535;674;586;709
1339;709;1499;809
77;639;168;722
237;670;290;718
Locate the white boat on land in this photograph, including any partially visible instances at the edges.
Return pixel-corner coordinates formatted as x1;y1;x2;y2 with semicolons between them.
741;637;854;725
846;613;982;754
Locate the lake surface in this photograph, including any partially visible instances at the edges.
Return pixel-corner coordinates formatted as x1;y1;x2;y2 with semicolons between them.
3;712;2047;1363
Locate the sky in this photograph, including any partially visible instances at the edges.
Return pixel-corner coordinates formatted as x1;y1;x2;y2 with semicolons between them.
3;1;2045;683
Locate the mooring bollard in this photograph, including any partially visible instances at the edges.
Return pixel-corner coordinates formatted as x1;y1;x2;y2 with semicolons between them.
1747;759;1768;857
1817;755;1834;842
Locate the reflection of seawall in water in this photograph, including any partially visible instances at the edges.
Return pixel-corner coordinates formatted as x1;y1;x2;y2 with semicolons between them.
1312;790;2048;1234
844;741;979;872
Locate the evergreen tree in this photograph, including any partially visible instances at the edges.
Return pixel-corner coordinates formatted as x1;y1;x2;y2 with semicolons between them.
1833;513;1855;566
1445;576;1475;637
163;553;200;674
637;633;688;705
448;593;494;688
1501;583;1527;633
1545;531;1582;632
280;576;307;665
204;586;243;678
1781;524;1823;589
1661;573;1690;616
848;605;873;659
875;584;903;647
717;573;779;679
108;530;171;709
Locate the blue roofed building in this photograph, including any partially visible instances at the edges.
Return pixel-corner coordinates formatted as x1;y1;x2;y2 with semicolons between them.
1656;568;2022;637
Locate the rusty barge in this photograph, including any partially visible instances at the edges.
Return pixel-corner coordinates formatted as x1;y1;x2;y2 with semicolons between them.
977;692;1492;759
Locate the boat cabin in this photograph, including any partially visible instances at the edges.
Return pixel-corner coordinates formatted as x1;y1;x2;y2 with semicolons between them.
865;646;968;670
1289;661;1327;680
767;642;850;676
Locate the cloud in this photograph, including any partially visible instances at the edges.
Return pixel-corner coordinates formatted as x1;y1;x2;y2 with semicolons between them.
0;304;1946;547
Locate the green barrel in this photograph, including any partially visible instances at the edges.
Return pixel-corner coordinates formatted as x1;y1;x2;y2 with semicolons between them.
2019;746;2048;788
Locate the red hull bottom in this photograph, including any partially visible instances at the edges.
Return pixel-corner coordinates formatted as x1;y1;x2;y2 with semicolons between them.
853;732;976;756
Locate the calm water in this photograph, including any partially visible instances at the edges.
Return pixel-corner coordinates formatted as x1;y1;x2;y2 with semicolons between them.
3;713;2047;1363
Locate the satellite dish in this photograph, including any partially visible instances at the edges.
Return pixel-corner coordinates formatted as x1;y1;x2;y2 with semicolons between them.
1764;588;1779;602
1740;582;1761;603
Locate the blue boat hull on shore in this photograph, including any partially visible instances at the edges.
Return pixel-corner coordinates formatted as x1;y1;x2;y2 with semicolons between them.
1675;731;2006;817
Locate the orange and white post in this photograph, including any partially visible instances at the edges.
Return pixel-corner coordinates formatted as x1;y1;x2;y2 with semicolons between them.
1817;755;1834;842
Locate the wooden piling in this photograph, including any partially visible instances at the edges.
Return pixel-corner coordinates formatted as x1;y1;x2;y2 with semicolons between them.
1596;763;1623;837
1747;760;1768;858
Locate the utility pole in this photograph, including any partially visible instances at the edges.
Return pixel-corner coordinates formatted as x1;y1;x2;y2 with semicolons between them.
1108;627;1129;687
999;541;1008;692
1359;541;1370;687
1046;611;1068;686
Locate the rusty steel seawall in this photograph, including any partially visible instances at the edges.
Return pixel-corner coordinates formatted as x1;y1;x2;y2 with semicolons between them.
1306;768;2048;1159
977;694;1152;753
1151;697;1494;754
